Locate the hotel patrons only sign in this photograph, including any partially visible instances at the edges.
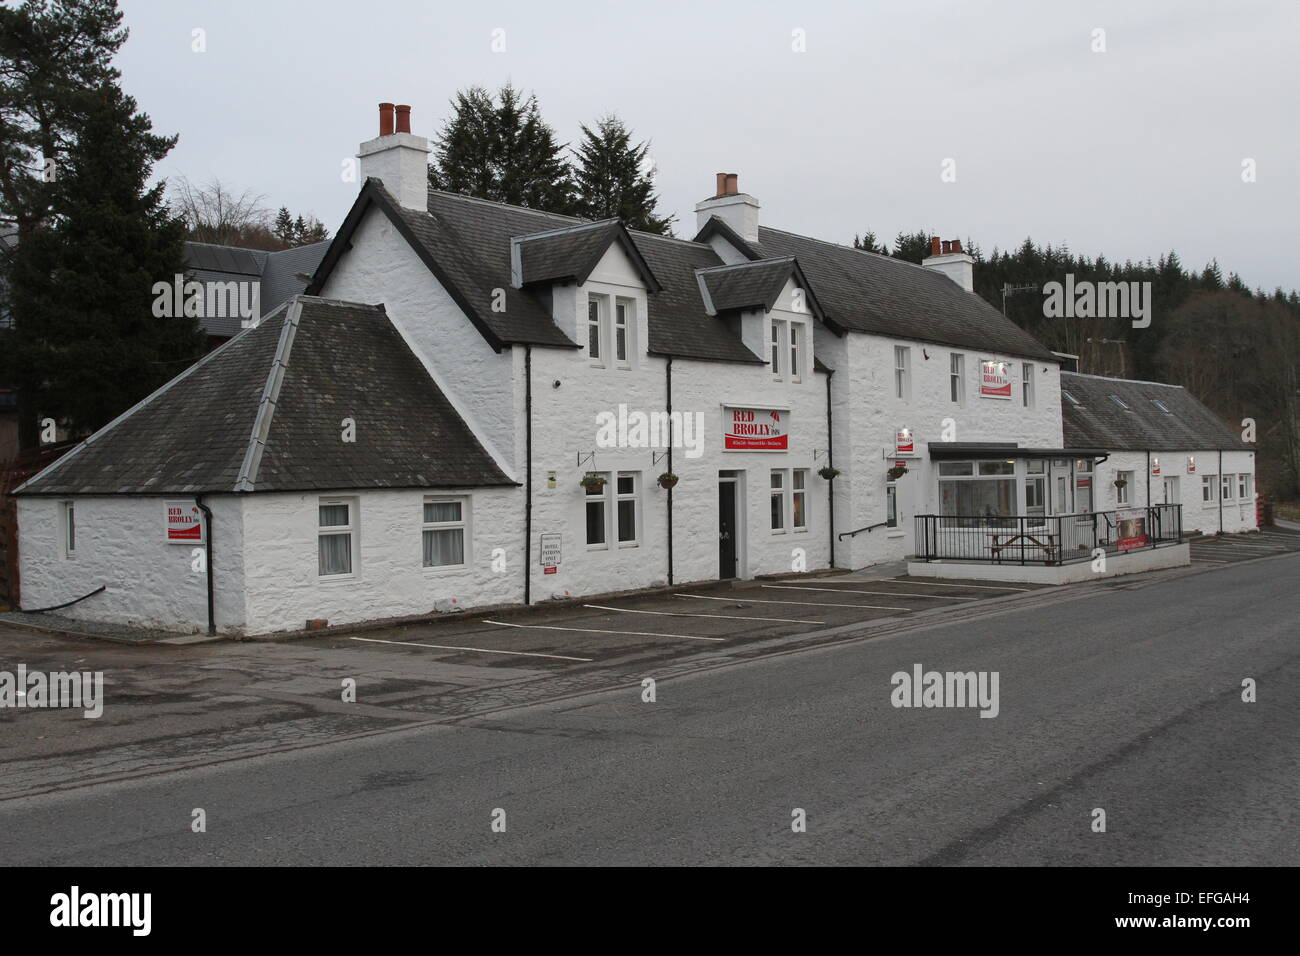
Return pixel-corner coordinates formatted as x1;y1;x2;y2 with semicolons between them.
1116;508;1149;552
980;360;1012;399
723;407;788;451
165;501;204;543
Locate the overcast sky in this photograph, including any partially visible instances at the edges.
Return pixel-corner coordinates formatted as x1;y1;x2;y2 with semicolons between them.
117;0;1298;291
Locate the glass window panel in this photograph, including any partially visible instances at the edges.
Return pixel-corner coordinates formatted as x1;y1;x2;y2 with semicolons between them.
978;461;1016;476
318;533;351;575
792;490;806;529
617;500;636;542
770;492;784;530
938;461;974;476
586;501;606;545
424;500;461;523
617;474;634;495
423;528;464;567
319;504;349;527
771;472;783;489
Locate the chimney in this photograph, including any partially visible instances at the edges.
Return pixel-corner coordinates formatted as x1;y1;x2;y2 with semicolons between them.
695;172;760;243
357;100;431;211
922;235;975;293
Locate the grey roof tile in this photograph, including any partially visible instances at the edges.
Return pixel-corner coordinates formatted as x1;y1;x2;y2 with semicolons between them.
1060;372;1247;452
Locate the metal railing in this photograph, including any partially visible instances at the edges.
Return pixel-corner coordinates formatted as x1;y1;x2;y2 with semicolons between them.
914;504;1182;565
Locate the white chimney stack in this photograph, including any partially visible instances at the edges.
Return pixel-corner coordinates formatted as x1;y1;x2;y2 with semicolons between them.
695;172;760;244
922;237;975;293
358;102;430;211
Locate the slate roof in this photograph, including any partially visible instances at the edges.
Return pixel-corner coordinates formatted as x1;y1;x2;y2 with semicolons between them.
15;296;512;496
514;219;661;291
184;241;329;338
695;218;1056;362
1060;372;1247;452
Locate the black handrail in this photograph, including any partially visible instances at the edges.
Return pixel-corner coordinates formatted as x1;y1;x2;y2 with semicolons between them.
838;520;890;541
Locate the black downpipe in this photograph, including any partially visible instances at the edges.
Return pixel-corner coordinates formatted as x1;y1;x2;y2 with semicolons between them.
1146;451;1151;508
666;356;674;586
1218;449;1223;534
195;495;215;635
825;369;836;568
524;346;533;605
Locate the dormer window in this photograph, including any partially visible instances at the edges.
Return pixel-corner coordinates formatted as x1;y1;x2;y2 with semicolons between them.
587;293;634;370
788;323;802;383
770;318;805;382
587;296;603;366
614;298;632;368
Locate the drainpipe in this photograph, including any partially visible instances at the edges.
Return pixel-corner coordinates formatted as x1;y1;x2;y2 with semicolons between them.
1218;449;1223;534
825;368;836;568
194;495;215;635
666;355;674;586
524;345;533;605
1146;450;1151;509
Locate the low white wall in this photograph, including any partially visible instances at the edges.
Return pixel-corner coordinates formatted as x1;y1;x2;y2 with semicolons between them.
17;495;246;634
907;542;1190;584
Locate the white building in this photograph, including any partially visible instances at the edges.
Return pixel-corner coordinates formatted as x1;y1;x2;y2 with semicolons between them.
12;103;1255;636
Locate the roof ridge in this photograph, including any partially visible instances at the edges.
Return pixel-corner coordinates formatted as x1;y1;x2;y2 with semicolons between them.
235;299;303;492
695;256;795;275
759;225;935;273
1062;371;1184;389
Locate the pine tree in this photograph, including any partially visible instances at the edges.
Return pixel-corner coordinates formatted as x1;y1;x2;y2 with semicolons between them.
571;115;673;235
428;84;576;213
6;82;203;437
272;206;294;245
292;214;306;245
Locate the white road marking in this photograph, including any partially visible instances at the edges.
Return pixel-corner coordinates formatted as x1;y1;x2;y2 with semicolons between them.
850;578;1031;591
483;619;724;642
349;636;592;662
762;584;974;600
583;603;821;625
674;593;912;612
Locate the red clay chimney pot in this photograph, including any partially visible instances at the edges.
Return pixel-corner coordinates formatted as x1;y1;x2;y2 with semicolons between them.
725;173;739;195
951;238;962;253
930;237;942;257
379;102;395;137
395;104;411;134
715;172;728;197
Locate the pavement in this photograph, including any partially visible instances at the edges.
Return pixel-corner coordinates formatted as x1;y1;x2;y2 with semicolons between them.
1186;525;1300;566
0;548;1294;865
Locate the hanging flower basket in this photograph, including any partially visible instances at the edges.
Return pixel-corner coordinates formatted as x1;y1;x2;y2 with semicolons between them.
1113;478;1128;489
580;473;606;491
817;466;842;480
887;465;908;481
657;472;679;490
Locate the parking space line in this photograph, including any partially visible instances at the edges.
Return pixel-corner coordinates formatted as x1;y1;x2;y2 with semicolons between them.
349;636;593;662
762;584;975;600
674;593;912;612
583;603;822;625
854;579;1031;591
483;620;724;642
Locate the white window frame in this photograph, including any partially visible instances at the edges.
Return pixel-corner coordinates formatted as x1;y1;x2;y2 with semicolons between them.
894;345;910;401
1238;474;1252;499
1116;470;1134;506
770;469;786;533
614;297;634;369
61;501;76;557
318;497;358;578
770;318;786;379
587;294;607;367
886;483;898;528
950;352;965;404
422;496;469;570
1221;474;1234;501
585;471;611;550
1202;475;1216;502
615;471;640;548
788;322;803;383
792;468;808;532
1022;362;1034;408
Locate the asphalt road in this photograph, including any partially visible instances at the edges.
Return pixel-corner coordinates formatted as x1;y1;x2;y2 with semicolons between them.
1;554;1295;866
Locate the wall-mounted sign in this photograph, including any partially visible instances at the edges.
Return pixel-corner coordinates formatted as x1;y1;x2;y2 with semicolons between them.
1187;456;1196;473
1151;458;1161;475
980;360;1012;399
540;533;562;571
895;430;914;455
1116;509;1149;551
165;501;204;543
546;471;556;489
1076;477;1092;490
723;407;788;451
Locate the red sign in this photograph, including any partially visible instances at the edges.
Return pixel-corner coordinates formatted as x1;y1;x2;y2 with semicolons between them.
165;501;203;543
1116;509;1149;551
895;430;913;455
1151;459;1161;475
1077;477;1092;489
543;566;557;575
1187;457;1196;473
980;360;1012;399
723;407;788;451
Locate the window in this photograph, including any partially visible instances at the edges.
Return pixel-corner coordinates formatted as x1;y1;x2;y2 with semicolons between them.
1151;399;1172;414
770;319;785;377
1238;474;1252;499
586;472;609;548
1202;475;1216;502
789;323;803;383
770;470;785;532
886;484;897;528
1025;459;1045;519
586;472;639;549
894;346;910;400
1108;395;1130;410
1221;475;1234;501
318;499;355;576
938;460;1017;524
1022;363;1034;408
422;497;467;569
792;469;808;531
950;353;965;404
1116;470;1134;506
616;472;638;545
62;501;75;557
614;298;632;367
587;296;604;364
1062;389;1081;406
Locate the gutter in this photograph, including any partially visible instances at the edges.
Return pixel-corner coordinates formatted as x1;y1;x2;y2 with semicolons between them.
195;495;216;635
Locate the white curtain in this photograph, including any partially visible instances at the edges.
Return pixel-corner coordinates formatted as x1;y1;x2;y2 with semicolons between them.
423;528;464;567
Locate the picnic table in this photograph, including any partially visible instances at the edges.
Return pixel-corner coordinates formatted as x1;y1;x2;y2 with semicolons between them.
988;530;1059;562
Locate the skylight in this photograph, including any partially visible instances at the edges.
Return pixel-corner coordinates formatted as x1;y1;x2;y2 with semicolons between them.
1062;390;1081;406
1108;395;1130;410
1151;399;1172;414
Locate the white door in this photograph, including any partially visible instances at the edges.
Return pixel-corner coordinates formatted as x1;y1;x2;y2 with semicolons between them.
1163;476;1179;504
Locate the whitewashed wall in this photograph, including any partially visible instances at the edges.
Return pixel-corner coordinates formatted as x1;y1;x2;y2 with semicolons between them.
1095;449;1256;535
17;495;246;634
